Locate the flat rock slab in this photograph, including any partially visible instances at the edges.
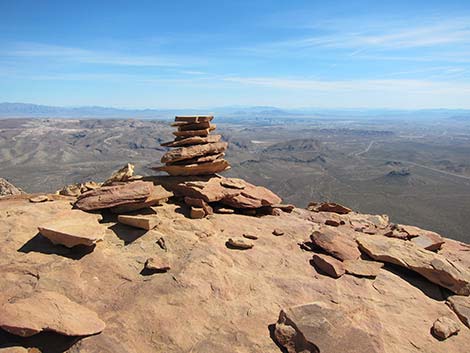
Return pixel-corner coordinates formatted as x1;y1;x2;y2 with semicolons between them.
38;210;105;248
161;135;221;147
275;302;385;353
145;257;170;272
309;202;352;214
174;115;213;123
344;259;384;278
75;181;154;211
0;291;105;337
310;227;361;261
312;253;345;278
110;185;173;214
155;160;231;176
357;235;470;295
447;295;470;328
173;129;210;137
227;237;254;250
118;214;160;230
161;142;228;164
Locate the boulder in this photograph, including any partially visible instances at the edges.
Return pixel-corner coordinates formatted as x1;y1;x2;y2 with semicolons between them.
275;302;385;353
38;210;105;248
117;214;160;230
344;259;384;278
357;236;470;295
310;227;361;261
74;181;154;211
161;142;228;164
447;295;470;328
190;207;206;219
312;253;345;278
432;317;460;340
0;291;105;337
161;135;221;147
145;257;170;272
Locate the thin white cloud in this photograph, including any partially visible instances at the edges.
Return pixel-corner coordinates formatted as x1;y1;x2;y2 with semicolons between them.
3;42;198;67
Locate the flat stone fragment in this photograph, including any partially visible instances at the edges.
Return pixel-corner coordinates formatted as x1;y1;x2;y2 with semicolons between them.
243;233;258;240
273;229;284;236
308;202;352;214
38;210;105;248
0;291;105;337
275;302;385;353
227;237;254;250
357;235;470;295
161;135;221;147
177;121;213;131
103;163;134;186
447;295;470;328
272;204;295;213
167;152;225;166
344;259;384;278
161;142;228;164
312;253;345;278
190;207;206;219
184;196;213;215
432;317;460;340
215;207;235;214
173;129;210;137
110;185;173;214
0;347;30;353
117;214;160;230
75;181;154;211
154;160;231;176
29;195;50;203
310;227;361;261
145;257;170;272
220;178;246;189
175;115;214;123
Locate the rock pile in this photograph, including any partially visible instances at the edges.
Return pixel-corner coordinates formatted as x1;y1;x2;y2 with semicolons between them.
153;115;230;176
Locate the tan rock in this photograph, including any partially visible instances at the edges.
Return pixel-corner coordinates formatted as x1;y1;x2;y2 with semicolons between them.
145;257;170;272
220;178;246;189
184;196;213;215
161;134;221;147
243;233;258;240
308;202;352;214
29;194;50;203
0;177;24;197
275;302;385;353
174;115;214;123
161;142;228;164
83;181;101;190
38;210;105;248
215;207;235;214
312;253;345;278
272;204;295;213
167;152;225;166
357;235;470;295
227;237;254;250
110;185;173;214
75;181;154;211
58;183;82;197
272;229;284;236
155;159;230;176
0;291;105;337
0;347;29;353
190;207;206;219
432;317;460;340
447;295;470;328
310;227;361;261
173;129;210;137
344;259;384;278
118;214;160;230
177;122;214;131
102;163;134;186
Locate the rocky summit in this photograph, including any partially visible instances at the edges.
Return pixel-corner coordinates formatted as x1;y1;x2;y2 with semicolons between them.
0;116;469;353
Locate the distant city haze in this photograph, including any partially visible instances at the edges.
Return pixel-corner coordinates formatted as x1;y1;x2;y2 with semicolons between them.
1;0;470;109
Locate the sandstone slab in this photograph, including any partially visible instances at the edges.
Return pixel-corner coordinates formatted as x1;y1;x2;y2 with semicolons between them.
344;259;384;278
357;235;470;295
447;295;470;328
227;237;254;250
38;210;105;248
161;135;221;147
275;302;385;353
312;253;345;278
75;181;154;211
173;129;210;137
161;142;228;164
118;214;160;230
0;291;105;337
154;159;230;176
310;227;361;261
174;115;213;123
308;202;352;214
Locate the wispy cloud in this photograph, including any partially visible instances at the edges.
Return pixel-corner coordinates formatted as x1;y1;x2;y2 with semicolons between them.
2;42;202;67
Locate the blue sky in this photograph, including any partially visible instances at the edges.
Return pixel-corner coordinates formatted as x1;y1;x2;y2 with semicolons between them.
1;0;470;109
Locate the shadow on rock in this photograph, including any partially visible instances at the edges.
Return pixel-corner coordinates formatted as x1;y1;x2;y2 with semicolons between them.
18;233;95;260
108;223;147;245
268;323;289;353
0;329;80;353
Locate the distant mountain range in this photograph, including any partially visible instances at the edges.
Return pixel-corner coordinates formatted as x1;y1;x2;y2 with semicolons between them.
1;102;470;119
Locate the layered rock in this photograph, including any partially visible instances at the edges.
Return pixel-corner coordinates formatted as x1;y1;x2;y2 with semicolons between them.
0;290;105;337
0;177;23;197
154;115;230;176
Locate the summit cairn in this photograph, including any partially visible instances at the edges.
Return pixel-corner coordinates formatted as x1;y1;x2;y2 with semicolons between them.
154;115;230;176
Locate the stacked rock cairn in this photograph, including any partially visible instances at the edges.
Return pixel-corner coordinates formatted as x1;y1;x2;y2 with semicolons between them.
154;115;230;176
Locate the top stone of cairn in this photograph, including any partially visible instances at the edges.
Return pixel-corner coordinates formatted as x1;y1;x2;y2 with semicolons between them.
154;115;230;176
